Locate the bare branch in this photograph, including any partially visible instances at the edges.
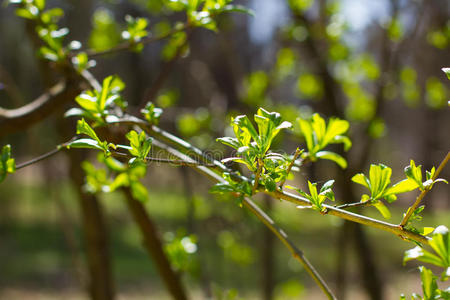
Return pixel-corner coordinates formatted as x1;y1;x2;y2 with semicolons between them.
0;80;82;138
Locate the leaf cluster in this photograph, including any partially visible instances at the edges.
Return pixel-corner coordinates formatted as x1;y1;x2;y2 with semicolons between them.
65;75;127;125
287;180;335;212
216;108;293;194
298;113;351;168
402;226;450;300
352;162;423;219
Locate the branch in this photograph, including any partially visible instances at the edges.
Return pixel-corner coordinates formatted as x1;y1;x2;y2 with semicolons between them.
82;25;189;58
122;187;188;300
399;151;450;227
110;151;217;167
271;190;429;245
150;138;336;299
0;80;82;138
242;197;336;300
16;147;64;170
135;121;430;245
336;201;371;210
279;148;303;188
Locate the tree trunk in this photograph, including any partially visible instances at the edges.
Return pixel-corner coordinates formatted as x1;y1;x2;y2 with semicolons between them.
261;195;275;300
68;150;115;300
123;188;188;300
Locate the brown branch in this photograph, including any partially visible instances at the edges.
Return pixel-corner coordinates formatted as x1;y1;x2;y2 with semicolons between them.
0;80;82;138
122;187;188;300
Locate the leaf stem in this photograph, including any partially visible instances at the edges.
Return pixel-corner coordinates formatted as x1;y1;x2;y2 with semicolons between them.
252;158;263;195
279;147;302;188
399;151;450;228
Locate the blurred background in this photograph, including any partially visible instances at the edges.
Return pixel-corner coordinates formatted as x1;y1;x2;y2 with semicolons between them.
0;0;449;299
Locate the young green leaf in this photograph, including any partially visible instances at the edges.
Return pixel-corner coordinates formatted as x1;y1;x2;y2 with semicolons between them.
126;130;153;160
77;119;101;142
315;151;347;169
404;225;450;269
130;181;149;202
141;102;163;125
0;145;16;183
298;113;351;168
419;266;438;300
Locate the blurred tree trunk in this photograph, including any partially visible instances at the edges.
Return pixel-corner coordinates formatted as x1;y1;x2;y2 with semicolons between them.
180;167;213;298
261;195;275;300
68;150;115;300
123;188;188;300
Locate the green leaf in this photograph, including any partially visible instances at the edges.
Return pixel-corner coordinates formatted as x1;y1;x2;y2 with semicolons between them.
298;113;351;156
373;201;391;219
369;164;392;199
66;138;103;151
210;183;236;194
298;118;314;151
217;137;240;149
315;151;347;169
15;7;38;19
419;266;438;300
75;93;99;112
130;181;148;202
385;178;419;195
0;144;16;183
76;119;101;142
264;176;277;192
102;156;127;172
221;4;255;16
404;246;445;267
322;118;349;147
126;130;152;160
352;173;370;189
442;68;450;80
141;102;163;125
405;160;424;189
428;225;449;267
34;0;45;11
232;115;259;144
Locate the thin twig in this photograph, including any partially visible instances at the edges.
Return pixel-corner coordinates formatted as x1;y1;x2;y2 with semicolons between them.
399;151;450;227
110;151;217;167
15;138;79;170
336;201;371;210
81;25;188;58
15;147;64;170
279;147;302;188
